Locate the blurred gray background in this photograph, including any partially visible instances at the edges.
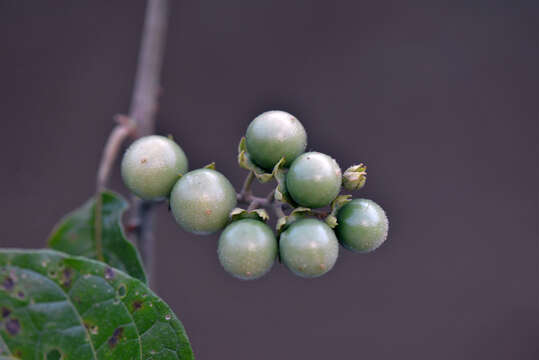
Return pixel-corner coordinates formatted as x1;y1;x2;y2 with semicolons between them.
1;1;538;359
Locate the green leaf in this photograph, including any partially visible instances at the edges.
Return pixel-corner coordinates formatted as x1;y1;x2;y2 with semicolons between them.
271;158;297;207
229;208;269;223
237;137;273;183
342;163;367;191
0;249;193;360
48;191;147;285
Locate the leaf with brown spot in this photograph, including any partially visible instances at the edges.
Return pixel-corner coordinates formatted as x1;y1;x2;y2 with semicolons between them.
1;277;14;292
0;249;194;359
1;307;10;319
108;327;124;348
5;319;20;336
132;300;143;312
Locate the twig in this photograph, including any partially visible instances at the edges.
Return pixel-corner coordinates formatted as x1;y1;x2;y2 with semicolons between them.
236;171;290;222
237;171;254;202
246;200;259;211
273;202;286;219
94;116;136;263
96;115;136;190
127;0;169;286
93;0;169;284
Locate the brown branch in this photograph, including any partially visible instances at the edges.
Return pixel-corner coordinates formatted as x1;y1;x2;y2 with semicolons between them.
273;202;286;219
93;1;169;283
96;115;136;190
127;0;169;286
237;171;254;202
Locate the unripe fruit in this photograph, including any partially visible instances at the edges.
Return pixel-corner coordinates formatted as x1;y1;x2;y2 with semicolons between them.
279;218;339;278
286;152;342;208
245;110;307;170
336;199;389;253
121;135;188;200
218;219;277;280
170;169;237;235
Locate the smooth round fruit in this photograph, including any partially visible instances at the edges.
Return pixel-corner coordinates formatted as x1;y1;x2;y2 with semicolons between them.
286;152;342;208
121;135;188;200
245;110;307;170
336;199;389;253
170;169;237;235
218;219;277;280
279;218;339;278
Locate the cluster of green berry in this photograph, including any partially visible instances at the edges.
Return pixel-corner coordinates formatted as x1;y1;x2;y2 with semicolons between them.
121;110;389;280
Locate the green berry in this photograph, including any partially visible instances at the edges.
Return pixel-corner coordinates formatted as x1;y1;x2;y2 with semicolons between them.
335;199;389;253
279;218;339;278
286;152;342;208
245;110;307;170
218;219;277;280
121;135;188;200
170;169;237;235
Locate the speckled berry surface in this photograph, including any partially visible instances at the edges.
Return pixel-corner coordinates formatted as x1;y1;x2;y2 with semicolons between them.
336;198;389;253
121;135;188;200
286;152;342;208
245;110;307;170
279;218;339;278
218;219;277;280
170;168;237;235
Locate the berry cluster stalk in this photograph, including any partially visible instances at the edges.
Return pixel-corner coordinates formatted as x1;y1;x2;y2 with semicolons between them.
94;0;169;285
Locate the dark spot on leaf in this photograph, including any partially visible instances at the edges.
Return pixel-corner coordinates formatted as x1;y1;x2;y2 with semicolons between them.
73;296;81;304
14;350;22;357
2;276;14;291
108;327;124;348
5;318;20;335
132;300;143;312
116;284;127;299
1;307;11;318
46;349;62;360
205;209;212;215
17;291;24;299
104;267;115;280
61;268;73;288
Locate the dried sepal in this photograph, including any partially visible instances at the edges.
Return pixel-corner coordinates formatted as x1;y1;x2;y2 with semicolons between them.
272;158;297;207
343;163;367;190
276;216;288;233
229;207;269;223
275;207;313;233
237;137;273;183
203;162;216;170
325;215;338;228
324;194;352;228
